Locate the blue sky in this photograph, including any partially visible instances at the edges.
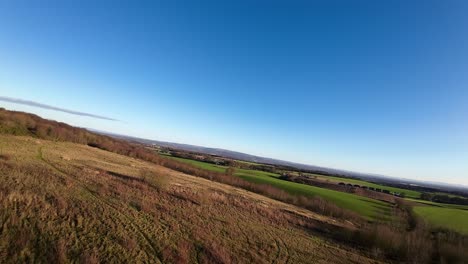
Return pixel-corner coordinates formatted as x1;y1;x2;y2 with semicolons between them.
1;1;468;185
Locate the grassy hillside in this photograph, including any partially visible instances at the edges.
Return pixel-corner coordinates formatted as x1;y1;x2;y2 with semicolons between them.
0;108;366;221
169;157;392;220
0;135;379;263
1;109;467;263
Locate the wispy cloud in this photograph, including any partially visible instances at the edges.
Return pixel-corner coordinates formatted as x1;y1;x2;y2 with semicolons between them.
0;96;119;121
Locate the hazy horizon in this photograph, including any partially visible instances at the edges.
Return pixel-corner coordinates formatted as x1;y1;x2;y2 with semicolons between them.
1;1;468;185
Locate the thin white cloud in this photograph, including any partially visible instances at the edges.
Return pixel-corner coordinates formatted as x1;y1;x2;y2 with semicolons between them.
0;96;119;121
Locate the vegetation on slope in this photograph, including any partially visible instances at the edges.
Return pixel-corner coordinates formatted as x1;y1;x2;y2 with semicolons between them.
0;108;362;221
2;108;468;263
1;136;379;263
169;156;390;219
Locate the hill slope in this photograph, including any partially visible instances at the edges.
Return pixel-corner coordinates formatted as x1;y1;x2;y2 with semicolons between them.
0;135;377;263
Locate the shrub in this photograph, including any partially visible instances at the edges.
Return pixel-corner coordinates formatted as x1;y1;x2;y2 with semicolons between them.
140;168;169;191
0;154;11;161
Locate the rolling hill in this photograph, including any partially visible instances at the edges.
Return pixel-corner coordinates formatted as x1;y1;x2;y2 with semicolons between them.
94;130;468;195
1;108;467;263
0;135;377;263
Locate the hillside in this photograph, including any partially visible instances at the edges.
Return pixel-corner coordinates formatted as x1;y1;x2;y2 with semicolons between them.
1;108;468;263
0;135;376;263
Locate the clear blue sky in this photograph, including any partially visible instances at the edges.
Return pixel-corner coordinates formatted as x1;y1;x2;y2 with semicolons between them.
1;1;467;185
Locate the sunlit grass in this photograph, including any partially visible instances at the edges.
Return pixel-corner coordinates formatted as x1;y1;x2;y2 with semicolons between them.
414;206;468;234
168;156;392;219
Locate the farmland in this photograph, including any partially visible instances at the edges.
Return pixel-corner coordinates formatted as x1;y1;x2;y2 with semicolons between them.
407;198;468;234
168;156;392;220
413;206;468;234
308;174;421;199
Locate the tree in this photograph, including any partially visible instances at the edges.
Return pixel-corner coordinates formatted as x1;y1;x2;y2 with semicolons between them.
420;192;432;201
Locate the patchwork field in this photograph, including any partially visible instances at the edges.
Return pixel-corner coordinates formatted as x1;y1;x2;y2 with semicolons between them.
408;199;468;234
413;206;468;234
0;135;379;263
168;157;392;220
308;174;421;199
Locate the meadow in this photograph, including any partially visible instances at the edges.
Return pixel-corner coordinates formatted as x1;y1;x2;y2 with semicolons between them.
413;206;468;234
168;157;392;220
407;199;468;234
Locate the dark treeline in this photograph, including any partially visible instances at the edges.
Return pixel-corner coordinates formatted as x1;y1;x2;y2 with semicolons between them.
1;108;468;263
279;174;398;203
166;148;278;172
420;193;468;206
167;149;233;166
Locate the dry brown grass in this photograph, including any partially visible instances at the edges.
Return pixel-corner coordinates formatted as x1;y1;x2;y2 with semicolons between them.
0;135;379;264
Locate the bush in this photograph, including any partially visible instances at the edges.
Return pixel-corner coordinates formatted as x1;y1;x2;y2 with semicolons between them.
0;154;11;161
140;169;169;191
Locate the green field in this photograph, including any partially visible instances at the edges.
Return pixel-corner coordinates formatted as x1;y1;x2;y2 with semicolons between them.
413;206;468;234
310;174;421;199
169;156;392;220
410;199;468;234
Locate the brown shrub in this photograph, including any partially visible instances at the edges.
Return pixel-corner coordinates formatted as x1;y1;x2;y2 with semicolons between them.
433;229;468;264
140;168;169;190
54;239;68;264
80;249;99;264
0;154;11;161
199;242;231;264
162;240;193;264
13;228;32;249
122;237;137;251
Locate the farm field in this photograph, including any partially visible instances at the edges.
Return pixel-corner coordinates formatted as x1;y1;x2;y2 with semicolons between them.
0;135;379;263
309;174;421;199
413;206;468;234
168;156;392;220
407;198;468;234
